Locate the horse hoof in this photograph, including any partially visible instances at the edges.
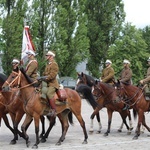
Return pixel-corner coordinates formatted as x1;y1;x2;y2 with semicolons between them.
56;142;61;146
32;144;38;149
96;131;101;134
118;129;122;132
10;140;16;145
130;127;133;131
40;138;46;143
104;133;108;136
132;136;138;140
26;141;31;147
82;140;88;144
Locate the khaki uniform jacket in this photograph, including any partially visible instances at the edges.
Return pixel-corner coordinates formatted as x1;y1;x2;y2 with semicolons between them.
120;67;132;84
43;60;59;89
26;58;38;80
143;67;150;84
101;66;115;84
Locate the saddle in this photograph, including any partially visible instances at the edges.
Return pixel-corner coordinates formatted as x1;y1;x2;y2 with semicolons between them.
40;82;67;103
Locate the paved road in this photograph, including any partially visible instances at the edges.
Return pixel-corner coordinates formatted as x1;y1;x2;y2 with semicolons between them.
0;99;150;150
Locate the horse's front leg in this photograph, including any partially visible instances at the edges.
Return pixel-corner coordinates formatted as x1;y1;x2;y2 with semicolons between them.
56;113;69;145
104;109;112;136
21;114;32;147
32;116;40;149
133;111;143;140
41;116;56;143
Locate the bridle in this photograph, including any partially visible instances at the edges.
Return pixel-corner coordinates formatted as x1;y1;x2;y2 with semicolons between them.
93;81;117;105
4;70;37;90
116;84;144;107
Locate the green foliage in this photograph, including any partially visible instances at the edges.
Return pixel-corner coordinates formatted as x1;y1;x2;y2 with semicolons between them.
86;0;125;77
108;23;148;84
1;0;27;75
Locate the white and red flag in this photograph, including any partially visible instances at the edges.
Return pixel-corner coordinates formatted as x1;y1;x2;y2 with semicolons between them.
21;26;35;64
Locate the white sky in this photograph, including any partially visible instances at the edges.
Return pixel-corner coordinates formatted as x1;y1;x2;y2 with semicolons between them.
123;0;150;28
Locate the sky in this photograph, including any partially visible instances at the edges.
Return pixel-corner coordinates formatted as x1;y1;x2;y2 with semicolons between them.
123;0;150;28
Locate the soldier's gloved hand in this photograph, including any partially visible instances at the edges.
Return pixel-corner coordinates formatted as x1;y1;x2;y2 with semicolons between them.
37;76;48;82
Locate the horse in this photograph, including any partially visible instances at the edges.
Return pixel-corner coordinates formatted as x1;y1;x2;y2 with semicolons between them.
115;80;150;139
0;72;52;145
0;73;17;138
76;72;102;133
76;72;133;135
2;69;88;148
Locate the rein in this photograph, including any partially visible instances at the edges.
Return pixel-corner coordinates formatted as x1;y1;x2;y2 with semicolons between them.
6;70;38;90
118;84;144;107
94;82;116;106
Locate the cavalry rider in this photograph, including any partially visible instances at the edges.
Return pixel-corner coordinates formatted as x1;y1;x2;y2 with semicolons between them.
140;57;150;96
26;50;38;81
119;59;132;110
119;59;132;84
42;50;59;117
12;58;20;71
100;59;115;85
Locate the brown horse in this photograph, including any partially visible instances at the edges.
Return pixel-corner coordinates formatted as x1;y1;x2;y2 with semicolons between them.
92;80;133;136
0;72;50;145
0;73;16;138
2;69;88;148
115;80;150;139
76;72;133;135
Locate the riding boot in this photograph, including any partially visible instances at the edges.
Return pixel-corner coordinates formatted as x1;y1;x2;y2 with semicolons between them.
47;98;56;117
122;104;129;110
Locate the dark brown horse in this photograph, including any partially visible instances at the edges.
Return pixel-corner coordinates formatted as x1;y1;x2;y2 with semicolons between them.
0;73;16;138
115;80;150;139
76;72;102;133
2;69;88;148
76;72;133;135
92;80;133;136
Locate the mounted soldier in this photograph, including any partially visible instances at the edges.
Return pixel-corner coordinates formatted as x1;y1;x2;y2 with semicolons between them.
140;57;150;100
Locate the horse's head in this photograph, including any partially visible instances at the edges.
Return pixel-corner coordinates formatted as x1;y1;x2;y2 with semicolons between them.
2;70;21;92
76;72;95;89
92;80;102;98
114;80;126;101
92;80;119;103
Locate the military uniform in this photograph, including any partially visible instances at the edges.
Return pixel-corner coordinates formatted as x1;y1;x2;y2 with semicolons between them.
141;66;150;94
101;66;115;84
120;67;132;84
43;59;59;99
26;58;38;80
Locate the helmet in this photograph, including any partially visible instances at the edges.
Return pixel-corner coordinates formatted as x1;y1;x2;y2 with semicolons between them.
12;59;20;64
123;59;130;64
26;50;36;56
147;57;150;61
105;59;112;64
46;51;55;57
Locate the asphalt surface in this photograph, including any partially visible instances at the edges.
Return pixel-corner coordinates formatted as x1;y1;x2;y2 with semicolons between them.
0;99;150;150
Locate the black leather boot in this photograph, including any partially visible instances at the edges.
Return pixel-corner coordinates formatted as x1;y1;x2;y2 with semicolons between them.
47;98;56;117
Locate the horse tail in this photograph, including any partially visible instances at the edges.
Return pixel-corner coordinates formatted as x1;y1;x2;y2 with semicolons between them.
133;108;137;120
68;112;74;125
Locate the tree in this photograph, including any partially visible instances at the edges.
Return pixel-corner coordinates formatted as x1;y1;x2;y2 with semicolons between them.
51;0;89;77
1;0;28;75
108;23;148;84
86;0;125;78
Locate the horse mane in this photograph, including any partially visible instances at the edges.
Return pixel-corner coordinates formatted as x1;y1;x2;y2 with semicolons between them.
84;73;95;87
20;67;33;84
76;84;98;108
